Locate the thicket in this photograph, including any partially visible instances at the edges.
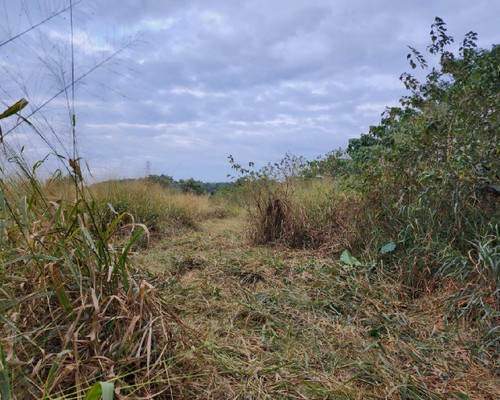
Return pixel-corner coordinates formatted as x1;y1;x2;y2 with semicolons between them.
229;19;499;339
345;19;499;287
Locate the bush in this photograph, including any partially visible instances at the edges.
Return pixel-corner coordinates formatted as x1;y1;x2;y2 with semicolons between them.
345;19;499;288
229;155;362;252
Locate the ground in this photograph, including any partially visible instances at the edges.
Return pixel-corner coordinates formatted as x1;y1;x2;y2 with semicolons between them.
134;215;499;399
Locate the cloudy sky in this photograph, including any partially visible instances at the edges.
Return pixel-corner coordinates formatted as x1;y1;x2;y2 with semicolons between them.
1;0;499;181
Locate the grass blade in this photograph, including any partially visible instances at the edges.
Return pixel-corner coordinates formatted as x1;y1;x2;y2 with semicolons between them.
0;344;11;400
84;381;114;400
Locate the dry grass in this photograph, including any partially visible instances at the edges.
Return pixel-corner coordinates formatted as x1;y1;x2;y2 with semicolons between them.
0;176;212;398
2;171;272;399
135;214;500;399
44;178;215;234
243;178;363;253
2;175;497;398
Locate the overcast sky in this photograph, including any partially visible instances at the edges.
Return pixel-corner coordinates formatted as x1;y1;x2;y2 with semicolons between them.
1;0;499;181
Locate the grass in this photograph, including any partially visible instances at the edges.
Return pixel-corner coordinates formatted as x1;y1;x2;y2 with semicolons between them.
44;177;214;235
134;214;499;399
234;177;363;253
2;170;498;398
0;174;210;398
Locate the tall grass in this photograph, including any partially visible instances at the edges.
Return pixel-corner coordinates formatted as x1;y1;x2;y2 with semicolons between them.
227;176;362;252
0;167;199;398
85;178;211;233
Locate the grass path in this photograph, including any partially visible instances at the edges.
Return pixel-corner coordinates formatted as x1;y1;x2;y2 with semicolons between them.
135;215;499;399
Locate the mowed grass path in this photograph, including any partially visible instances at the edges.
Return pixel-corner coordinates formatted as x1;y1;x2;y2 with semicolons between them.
135;215;499;399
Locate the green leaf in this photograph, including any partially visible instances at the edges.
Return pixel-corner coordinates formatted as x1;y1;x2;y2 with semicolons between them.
2;254;60;267
380;242;396;255
0;98;28;120
105;211;129;238
368;328;380;338
84;381;114;400
117;226;146;290
489;183;500;193
340;250;361;266
453;393;471;400
19;195;29;242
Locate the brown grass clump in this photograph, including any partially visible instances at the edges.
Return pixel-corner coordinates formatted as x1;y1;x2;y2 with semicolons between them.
0;178;199;398
247;179;363;253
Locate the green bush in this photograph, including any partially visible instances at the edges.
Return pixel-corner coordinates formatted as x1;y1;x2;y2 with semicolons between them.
346;19;499;287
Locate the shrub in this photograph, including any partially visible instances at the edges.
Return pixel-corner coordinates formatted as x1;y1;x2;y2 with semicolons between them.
229;155;362;252
346;19;499;289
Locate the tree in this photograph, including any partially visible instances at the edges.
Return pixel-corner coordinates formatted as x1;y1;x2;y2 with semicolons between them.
147;174;175;188
347;18;499;201
179;178;206;195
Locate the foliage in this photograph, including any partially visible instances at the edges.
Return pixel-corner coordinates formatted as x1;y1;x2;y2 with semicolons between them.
179;178;206;195
228;154;362;251
147;173;176;189
202;181;234;195
345;18;499;285
305;148;353;179
148;174;233;195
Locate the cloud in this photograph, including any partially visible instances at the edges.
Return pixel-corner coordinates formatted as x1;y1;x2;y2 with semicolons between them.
1;0;499;181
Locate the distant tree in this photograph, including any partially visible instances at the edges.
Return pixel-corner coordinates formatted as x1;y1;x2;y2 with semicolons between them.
202;182;234;195
179;178;206;195
147;174;175;189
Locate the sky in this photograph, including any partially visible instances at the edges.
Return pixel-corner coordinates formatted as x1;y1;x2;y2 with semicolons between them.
0;0;499;181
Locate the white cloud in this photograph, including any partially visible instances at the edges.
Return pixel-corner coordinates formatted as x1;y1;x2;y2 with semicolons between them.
140;18;177;32
1;0;498;181
49;30;113;55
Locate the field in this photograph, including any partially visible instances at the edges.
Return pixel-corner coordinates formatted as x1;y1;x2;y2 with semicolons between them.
1;176;498;399
1;17;498;400
132;211;499;399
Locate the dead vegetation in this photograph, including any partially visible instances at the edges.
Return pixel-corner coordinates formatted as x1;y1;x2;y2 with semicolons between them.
134;216;499;399
0;180;202;398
